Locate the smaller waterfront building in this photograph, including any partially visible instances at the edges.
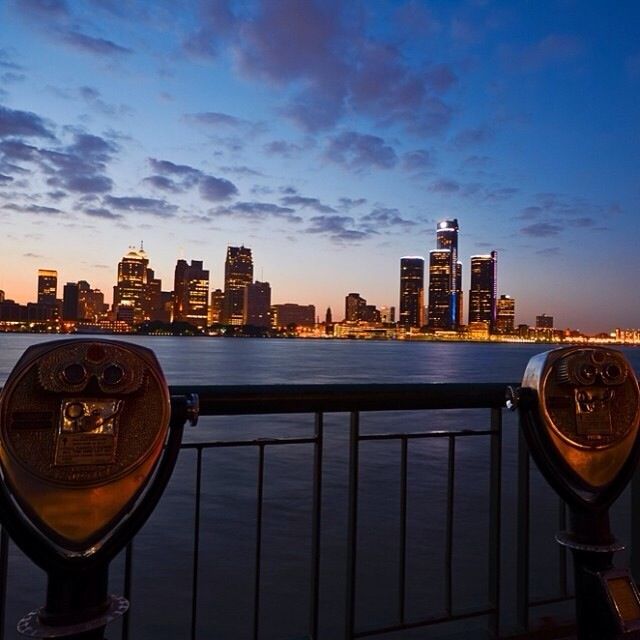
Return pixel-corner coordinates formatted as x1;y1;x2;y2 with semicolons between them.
271;303;315;328
244;281;271;327
535;314;554;329
496;295;515;334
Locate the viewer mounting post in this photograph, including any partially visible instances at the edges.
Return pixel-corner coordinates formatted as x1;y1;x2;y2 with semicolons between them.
516;346;640;639
0;339;198;639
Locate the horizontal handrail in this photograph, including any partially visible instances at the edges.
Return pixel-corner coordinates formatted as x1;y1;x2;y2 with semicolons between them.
169;382;516;415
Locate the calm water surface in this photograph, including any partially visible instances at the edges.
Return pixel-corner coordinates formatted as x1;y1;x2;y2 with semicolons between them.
1;335;638;639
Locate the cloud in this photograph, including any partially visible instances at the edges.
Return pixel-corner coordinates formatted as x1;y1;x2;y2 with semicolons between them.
78;86;132;117
520;222;562;237
306;214;374;243
339;197;367;210
61;30;132;56
568;217;595;228
84;206;122;219
149;158;200;179
2;202;62;215
2;72;26;83
183;0;237;59
142;175;182;193
0;105;55;139
104;195;177;217
360;207;416;229
324;131;397;170
263;140;304;158
536;247;560;257
146;157;238;201
402;149;435;171
212;201;302;223
184;0;456;135
10;1;132;59
0;49;23;71
199;175;238;201
219;165;264;177
11;0;69;19
429;178;460;193
184;111;264;136
39;132;117;194
280;195;335;213
0;173;13;184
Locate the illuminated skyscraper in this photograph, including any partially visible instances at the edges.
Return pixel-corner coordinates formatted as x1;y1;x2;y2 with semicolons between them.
145;268;163;321
37;269;57;305
496;295;515;334
209;289;224;324
435;219;461;328
222;246;253;325
468;251;497;330
112;247;149;324
62;282;79;320
173;259;210;328
244;281;271;327
345;293;366;321
427;250;452;329
399;257;424;328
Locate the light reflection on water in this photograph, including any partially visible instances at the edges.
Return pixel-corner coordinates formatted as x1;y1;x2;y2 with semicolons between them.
0;335;638;639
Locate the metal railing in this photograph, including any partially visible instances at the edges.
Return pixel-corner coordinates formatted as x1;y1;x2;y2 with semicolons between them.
0;382;581;639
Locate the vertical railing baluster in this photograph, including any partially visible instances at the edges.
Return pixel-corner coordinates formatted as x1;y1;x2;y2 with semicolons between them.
122;542;133;640
345;411;360;640
309;412;324;640
558;499;567;596
488;408;502;638
253;444;266;640
445;435;456;616
190;446;203;640
398;436;408;625
0;528;8;640
516;429;531;632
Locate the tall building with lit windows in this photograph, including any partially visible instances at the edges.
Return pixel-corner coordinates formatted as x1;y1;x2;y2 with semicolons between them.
434;219;461;328
37;269;57;305
173;259;210;328
222;246;253;325
345;293;367;322
113;247;149;323
399;257;424;328
468;251;497;330
427;249;452;328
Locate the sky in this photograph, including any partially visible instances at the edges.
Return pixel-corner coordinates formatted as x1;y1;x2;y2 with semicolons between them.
0;0;638;332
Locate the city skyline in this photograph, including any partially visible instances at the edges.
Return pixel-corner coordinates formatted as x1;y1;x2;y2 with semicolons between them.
1;2;639;332
0;225;613;334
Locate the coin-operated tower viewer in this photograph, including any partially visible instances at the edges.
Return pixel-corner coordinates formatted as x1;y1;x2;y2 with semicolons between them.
515;346;640;639
0;339;198;639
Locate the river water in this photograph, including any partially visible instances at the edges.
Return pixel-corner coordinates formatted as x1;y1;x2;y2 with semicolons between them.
0;335;638;639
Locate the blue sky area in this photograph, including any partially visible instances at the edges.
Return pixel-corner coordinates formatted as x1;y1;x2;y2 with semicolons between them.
0;0;638;332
